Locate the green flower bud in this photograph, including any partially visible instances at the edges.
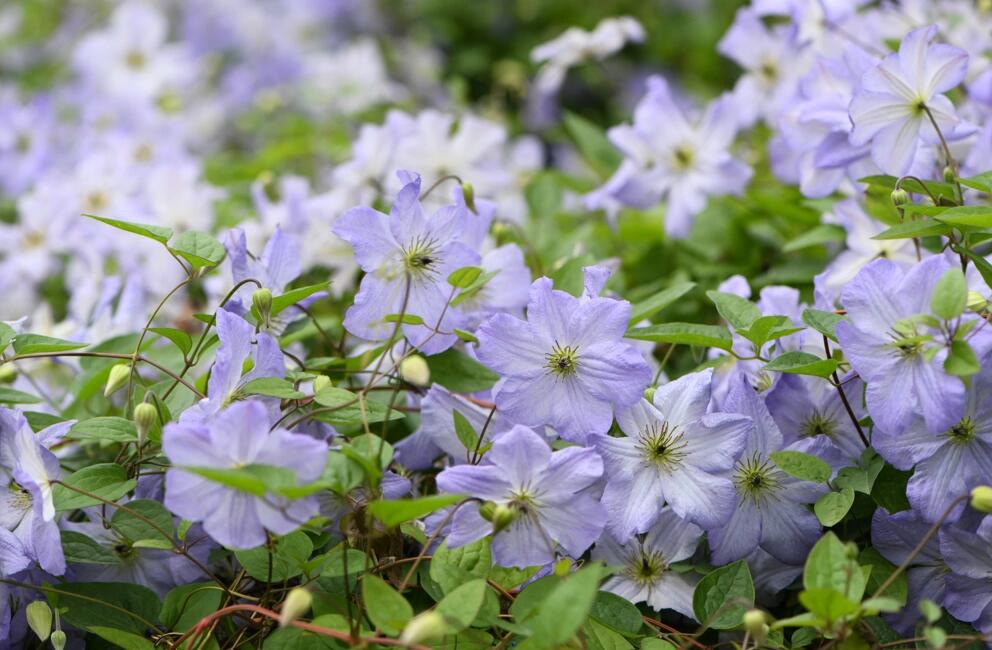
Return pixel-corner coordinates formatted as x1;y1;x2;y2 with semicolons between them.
478;501;516;534
967;291;988;312
478;501;497;521
0;362;17;383
278;587;312;627
400;611;447;646
50;630;67;650
743;609;768;645
104;364;131;398
133;402;158;445
970;485;992;513
845;542;859;559
252;288;273;328
312;375;332;394
644;386;656;403
399;355;431;387
943;166;956;183
890;188;909;207
461;181;477;214
26;601;52;641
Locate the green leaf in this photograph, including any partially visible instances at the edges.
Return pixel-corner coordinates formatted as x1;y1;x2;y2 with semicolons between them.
383;313;424;325
872;221;952;240
563;112;622;178
182;464;297;498
944;340;981;377
436;579;489;632
169;230;226;269
706;291;762;331
814;488;856;527
628;282;696;324
625;322;733;351
765;351;838;378
111;499;174;545
149;327;193;356
742;315;803;349
84;214;173;244
932;268;968;320
367;494;463;527
271;282;328;316
798;588;859;621
525;172;563;217
448;266;484;289
802;309;845;342
430;538;492;595
692;560;755;630
770;451;832;483
53;463;137;511
0;386;42;404
426;348;500;393
239;377;306;399
0;322;15;354
517;563;605;648
451;269;501;307
160;582;224;632
235;531;314;581
61;530;121;565
871;464;912;513
586;618;635;650
453;411;481;456
88;626;156;650
67;417;139;443
12;333;88;355
860;548;908;606
933;205;992;228
362;574;413;636
958;171;992;193
590;591;644;635
310;387;405;426
50;582;161;634
858;175;957;202
640;640;678;650
956;245;992;291
804;532;866;602
783;224;846;252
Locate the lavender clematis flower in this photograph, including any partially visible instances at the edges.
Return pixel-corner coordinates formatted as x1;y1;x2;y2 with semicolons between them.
0;409;71;575
849;25;969;175
708;376;824;565
223;226;304;333
435;424;604;568
592;369;752;536
836;256;966;436
872;508;947;633
939;519;992;638
332;171;480;355
476;267;651;442
591;508;702;618
873;357;992;523
163;400;328;549
417;385;513;463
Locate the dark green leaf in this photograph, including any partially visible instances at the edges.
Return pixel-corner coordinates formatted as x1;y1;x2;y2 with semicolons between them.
49;582;160;634
67;417;138;443
783;224;846;252
362;574;413;635
111;499;174;546
426;348;500;393
271;282;328;316
563;112;622;178
430;538;492;595
629;282;696;324
692;560;755;630
61;530;121;565
625;322;733;351
54;463;137;511
160;582;224;632
235;531;314;580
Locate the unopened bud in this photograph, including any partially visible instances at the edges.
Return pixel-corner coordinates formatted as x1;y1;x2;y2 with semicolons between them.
743;609;768;645
845;542;859;559
400;611;447;645
26;601;52;641
278;587;312;627
399;355;430;387
252;288;273;328
970;486;992;513
50;630;67;650
478;501;516;534
644;386;656;403
461;182;477;214
0;362;16;383
890;188;909;207
313;375;332;394
943;167;956;183
133;402;157;445
104;364;131;397
967;291;989;311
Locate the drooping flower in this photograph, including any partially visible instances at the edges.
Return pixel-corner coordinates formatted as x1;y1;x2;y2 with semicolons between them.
332;171;480;355
873;356;992;523
435;424;604;568
586;76;751;238
476;267;652;441
836;256;967;435
849;25;969;175
163;400;328;549
591;508;702;618
592;369;752;536
707;375;824;565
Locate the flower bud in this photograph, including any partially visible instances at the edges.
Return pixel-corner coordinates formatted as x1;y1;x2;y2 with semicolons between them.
461;181;477;214
0;362;16;383
400;610;447;646
845;542;859;559
943;166;956;183
312;375;332;394
967;291;988;312
278;587;312;627
26;601;52;641
252;288;273;328
970;486;992;513
399;355;430;387
644;386;656;403
104;364;131;397
478;501;496;521
133;402;157;445
890;188;909;207
743;609;768;645
478;501;516;534
50;630;67;650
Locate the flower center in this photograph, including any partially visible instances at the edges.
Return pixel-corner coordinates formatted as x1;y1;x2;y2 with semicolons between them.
8;485;32;513
626;547;668;586
946;418;976;444
402;236;440;279
672;145;695;171
801;410;835;439
15;133;30;154
545;342;580;378
734;453;780;502
759;59;779;83
84;191;109;213
637;421;688;469
125;50;146;69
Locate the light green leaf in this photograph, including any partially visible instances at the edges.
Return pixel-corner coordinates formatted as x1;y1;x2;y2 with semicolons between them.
54;464;137;511
692;560;755;630
770;451;832;483
436;579;489;631
625;322;733;351
765;351;838;378
12;333;88;355
430;538;492;595
367;494;463;527
239;377;306;400
932;268;968;320
944;340;981;377
67;417;139;443
448;266;484;289
426;348;500;393
169;230;226;269
362;574;413;636
706;291;762;331
0;386;42;404
814;488;856;527
235;531;314;580
84;214;173;244
628;282;696;324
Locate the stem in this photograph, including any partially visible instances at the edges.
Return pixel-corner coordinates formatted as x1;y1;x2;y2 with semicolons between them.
420;174;463;200
922;105;959;178
823;336;869;448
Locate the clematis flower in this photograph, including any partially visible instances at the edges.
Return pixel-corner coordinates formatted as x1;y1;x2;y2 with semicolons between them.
332;171;480;355
0;408;72;575
591;508;702;618
836;256;966;436
873;357;992;523
530;16;645;94
476;267;652;441
592;369;752;536
707;375;824;565
586;76;752;237
849;25;969;175
416;385;513;463
435;424;604;568
163;400;328;550
939;518;992;638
